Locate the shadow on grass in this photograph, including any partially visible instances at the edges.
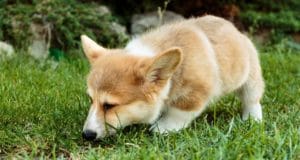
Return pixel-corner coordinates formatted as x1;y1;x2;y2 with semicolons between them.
203;107;240;125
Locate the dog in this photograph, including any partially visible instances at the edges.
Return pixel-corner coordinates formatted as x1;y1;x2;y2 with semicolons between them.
81;15;264;141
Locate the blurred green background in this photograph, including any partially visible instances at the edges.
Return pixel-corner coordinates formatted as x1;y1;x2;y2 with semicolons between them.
0;0;299;59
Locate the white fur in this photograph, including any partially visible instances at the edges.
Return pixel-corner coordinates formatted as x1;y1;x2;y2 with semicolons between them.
125;39;155;57
87;87;93;97
83;105;105;138
238;78;263;122
242;103;262;121
148;80;172;123
151;106;205;133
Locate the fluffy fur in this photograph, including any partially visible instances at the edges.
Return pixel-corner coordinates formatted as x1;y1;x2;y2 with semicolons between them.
81;15;264;139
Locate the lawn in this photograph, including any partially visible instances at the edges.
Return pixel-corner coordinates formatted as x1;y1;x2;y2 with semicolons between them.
0;43;299;159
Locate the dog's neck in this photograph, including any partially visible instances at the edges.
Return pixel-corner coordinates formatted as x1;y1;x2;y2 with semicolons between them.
147;79;172;124
125;38;155;57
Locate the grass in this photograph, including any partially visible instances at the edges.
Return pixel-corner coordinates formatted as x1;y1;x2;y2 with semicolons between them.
0;43;299;159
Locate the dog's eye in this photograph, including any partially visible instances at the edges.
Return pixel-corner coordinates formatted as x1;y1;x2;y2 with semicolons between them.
103;102;116;111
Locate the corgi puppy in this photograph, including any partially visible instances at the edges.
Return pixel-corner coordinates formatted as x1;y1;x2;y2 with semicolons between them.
81;15;264;140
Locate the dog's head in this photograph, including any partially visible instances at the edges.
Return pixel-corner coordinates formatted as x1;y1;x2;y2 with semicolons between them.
81;35;182;140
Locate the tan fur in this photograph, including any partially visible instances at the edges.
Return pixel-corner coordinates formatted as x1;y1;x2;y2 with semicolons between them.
81;15;264;139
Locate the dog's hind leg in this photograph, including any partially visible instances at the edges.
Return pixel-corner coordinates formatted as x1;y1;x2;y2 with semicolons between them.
237;43;264;121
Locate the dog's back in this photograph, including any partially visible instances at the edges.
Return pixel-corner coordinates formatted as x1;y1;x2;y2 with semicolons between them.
136;15;263;112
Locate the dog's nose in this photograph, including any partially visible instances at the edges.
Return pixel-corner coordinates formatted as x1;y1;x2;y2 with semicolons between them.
82;130;97;141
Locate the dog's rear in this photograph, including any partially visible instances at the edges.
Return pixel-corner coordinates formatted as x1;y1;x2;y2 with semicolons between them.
193;16;264;120
81;15;264;140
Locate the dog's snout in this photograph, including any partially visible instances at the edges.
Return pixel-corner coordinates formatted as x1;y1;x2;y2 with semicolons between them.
82;130;97;141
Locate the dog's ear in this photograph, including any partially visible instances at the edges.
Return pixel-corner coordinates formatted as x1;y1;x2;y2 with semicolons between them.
146;47;182;83
81;35;106;63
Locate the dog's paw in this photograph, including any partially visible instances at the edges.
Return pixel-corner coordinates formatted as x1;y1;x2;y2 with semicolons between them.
242;103;263;122
150;124;169;134
150;120;184;134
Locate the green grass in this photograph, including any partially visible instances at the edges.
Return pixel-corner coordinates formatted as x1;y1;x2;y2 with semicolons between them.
0;43;299;159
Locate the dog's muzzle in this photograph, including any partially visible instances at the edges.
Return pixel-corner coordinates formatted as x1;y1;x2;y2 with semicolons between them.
82;129;97;141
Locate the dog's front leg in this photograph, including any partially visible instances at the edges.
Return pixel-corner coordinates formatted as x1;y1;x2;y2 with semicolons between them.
150;106;203;133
